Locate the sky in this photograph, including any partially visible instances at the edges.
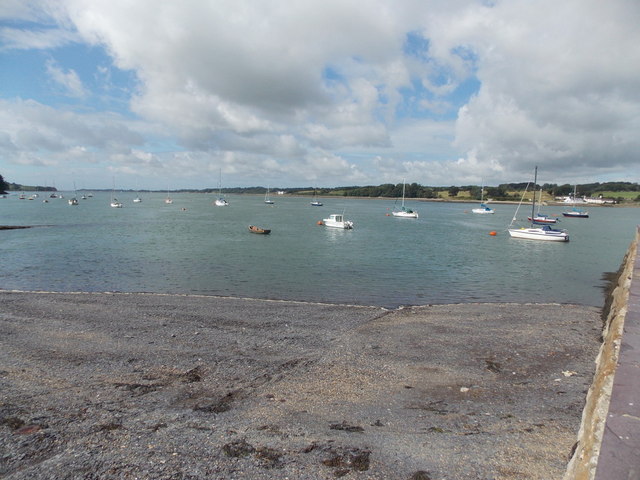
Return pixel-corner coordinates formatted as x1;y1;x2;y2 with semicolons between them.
1;0;639;191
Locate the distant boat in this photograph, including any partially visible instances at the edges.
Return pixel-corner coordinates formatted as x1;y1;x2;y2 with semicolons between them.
133;192;142;203
264;187;274;205
310;188;323;206
562;186;589;218
472;183;494;214
508;167;568;242
321;213;353;229
248;225;271;234
110;179;123;208
528;189;558;224
165;188;173;204
563;209;589;218
392;180;418;218
215;170;229;206
68;182;79;205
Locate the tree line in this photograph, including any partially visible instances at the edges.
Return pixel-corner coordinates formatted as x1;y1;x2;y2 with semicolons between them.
2;172;639;201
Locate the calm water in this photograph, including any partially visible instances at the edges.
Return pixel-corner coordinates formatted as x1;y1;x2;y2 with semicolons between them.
1;192;637;308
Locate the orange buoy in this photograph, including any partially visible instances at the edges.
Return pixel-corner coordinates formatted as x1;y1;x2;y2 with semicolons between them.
317;220;323;225
385;213;390;216
489;231;497;236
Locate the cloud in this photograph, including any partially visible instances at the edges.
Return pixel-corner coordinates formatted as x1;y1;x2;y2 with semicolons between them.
1;0;639;189
45;59;87;97
438;0;640;181
0;98;145;169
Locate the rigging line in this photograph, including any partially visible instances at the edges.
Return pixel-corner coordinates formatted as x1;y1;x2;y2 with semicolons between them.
509;181;531;228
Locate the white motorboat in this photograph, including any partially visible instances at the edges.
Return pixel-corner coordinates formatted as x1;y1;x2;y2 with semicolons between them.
322;213;353;229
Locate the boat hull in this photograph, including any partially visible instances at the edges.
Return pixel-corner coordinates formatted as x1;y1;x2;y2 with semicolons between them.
528;216;558;224
472;208;494;214
508;228;569;242
392;210;418;218
472;202;494;214
562;211;588;218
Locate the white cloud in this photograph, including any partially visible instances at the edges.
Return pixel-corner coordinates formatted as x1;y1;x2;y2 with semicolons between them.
45;59;87;98
1;0;639;188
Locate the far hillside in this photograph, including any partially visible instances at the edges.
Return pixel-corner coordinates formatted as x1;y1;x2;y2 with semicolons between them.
3;174;639;204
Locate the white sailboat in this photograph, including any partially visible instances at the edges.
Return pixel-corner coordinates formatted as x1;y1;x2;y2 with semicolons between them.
264;186;274;205
110;178;123;208
392;180;418;218
164;187;173;204
68;182;79;205
471;182;494;214
310;188;323;206
508;167;568;242
215;170;229;206
528;188;558;224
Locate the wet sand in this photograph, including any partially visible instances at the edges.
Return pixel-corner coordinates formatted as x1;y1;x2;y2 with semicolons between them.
0;291;602;479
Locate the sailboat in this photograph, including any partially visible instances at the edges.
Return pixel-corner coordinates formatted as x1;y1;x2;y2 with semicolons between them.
164;187;173;204
508;167;568;242
215;170;229;206
562;185;589;218
471;182;494;214
68;182;79;205
392;180;418;218
528;188;558;224
310;188;323;206
110;180;123;208
264;186;274;205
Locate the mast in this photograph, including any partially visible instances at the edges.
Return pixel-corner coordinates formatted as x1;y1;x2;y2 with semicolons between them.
531;166;537;226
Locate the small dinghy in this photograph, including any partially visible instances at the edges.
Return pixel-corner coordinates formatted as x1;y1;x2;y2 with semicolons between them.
248;225;271;234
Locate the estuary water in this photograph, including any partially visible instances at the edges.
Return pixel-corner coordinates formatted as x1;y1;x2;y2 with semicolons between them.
1;192;637;308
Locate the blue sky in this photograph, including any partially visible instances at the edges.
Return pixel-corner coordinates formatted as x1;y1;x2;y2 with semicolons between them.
1;0;639;190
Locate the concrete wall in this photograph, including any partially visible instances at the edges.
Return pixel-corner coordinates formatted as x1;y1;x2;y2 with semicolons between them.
565;226;639;479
